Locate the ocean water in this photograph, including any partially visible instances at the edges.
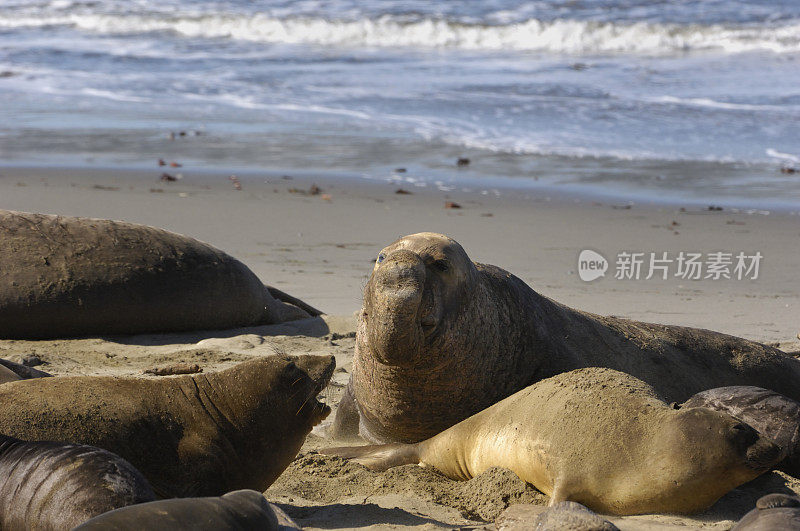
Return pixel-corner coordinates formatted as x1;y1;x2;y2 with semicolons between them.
1;0;799;206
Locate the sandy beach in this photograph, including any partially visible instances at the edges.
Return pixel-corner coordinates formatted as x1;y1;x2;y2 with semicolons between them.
1;165;798;529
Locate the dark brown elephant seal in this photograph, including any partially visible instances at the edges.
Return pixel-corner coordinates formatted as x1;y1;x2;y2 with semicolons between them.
331;232;800;443
325;368;780;515
527;502;618;531
0;364;19;384
496;503;620;531
0;433;154;531
74;490;294;531
681;386;800;478
0;358;52;382
0;354;334;497
732;493;800;530
0;210;321;339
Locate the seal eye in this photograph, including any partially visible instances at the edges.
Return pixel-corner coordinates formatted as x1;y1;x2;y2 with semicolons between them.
432;259;449;273
376;253;385;264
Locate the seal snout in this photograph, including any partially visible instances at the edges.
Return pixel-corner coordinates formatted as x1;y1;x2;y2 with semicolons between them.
366;249;429;366
735;422;782;472
374;250;426;301
293;355;336;425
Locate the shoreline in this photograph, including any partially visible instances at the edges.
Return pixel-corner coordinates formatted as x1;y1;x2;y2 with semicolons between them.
2;159;799;214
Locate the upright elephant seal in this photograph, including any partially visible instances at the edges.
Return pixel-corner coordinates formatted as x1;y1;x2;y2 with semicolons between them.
0;433;155;530
732;493;800;530
331;232;800;443
75;490;298;531
0;210;321;339
325;368;781;516
0;354;334;498
681;386;800;478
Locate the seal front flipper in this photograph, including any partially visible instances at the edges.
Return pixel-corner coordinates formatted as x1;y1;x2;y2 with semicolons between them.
328;382;363;443
322;443;420;472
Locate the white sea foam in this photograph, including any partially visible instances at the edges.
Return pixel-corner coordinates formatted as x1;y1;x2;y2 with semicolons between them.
651;96;788;112
766;148;800;163
2;13;800;54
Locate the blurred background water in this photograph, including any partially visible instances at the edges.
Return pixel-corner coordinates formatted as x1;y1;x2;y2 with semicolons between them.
1;0;799;206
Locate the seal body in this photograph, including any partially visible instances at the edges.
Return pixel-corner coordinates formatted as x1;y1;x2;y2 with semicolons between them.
732;493;800;530
0;358;52;381
681;386;800;478
0;355;334;497
74;490;284;531
326;368;781;515
0;433;154;531
0;364;19;384
0;210;316;339
332;232;800;443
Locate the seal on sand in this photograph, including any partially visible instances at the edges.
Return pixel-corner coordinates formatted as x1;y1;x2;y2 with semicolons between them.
75;490;295;531
0;358;52;382
0;354;334;497
325;368;781;515
503;502;619;531
331;232;800;443
681;386;800;478
0;365;19;384
0;210;320;339
732;493;800;530
0;433;154;531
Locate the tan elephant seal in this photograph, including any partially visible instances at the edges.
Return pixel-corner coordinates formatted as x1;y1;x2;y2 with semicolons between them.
331;232;800;443
0;433;155;531
0;210;321;339
0;354;334;498
325;368;781;516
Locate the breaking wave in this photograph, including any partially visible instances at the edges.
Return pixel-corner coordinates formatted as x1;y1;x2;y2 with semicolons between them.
2;12;800;54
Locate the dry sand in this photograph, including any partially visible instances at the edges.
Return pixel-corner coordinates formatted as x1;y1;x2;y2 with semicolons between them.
0;166;798;529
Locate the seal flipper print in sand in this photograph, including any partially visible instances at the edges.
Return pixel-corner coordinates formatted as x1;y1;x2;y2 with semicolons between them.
331;232;800;443
326;368;781;516
0;433;155;531
0;210;319;339
0;355;334;498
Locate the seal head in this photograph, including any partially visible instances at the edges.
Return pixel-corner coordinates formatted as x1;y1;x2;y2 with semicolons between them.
364;232;477;368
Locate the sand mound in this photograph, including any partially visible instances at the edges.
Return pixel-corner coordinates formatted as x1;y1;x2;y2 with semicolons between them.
266;452;545;523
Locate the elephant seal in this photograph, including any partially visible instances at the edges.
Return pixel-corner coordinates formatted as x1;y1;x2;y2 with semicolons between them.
331;232;800;443
0;364;19;384
496;502;620;531
0;354;334;497
75;490;298;531
325;368;781;515
0;433;154;531
0;210;320;339
732;493;800;530
681;386;800;478
0;358;52;382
